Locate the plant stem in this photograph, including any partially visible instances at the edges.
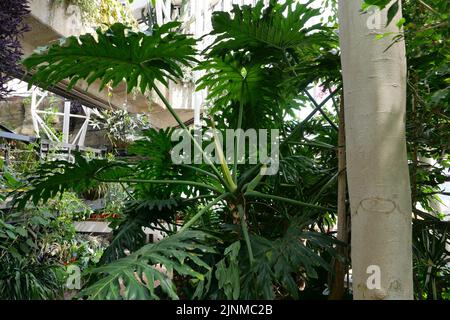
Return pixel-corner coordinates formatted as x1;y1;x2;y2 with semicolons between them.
418;0;440;16
152;85;188;130
280;86;341;149
233;84;245;182
152;84;232;192
96;178;223;193
237;203;255;266
209;116;237;192
119;182;135;200
310;171;339;205
245;191;335;212
329;95;348;300
180;164;219;181
179;193;230;232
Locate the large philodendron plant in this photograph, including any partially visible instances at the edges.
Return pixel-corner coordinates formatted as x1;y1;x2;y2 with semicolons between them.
19;0;342;299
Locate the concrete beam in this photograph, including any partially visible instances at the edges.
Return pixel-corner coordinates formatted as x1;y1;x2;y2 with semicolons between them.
73;221;112;233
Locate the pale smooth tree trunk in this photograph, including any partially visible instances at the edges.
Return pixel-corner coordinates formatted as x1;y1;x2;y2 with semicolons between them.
338;0;413;299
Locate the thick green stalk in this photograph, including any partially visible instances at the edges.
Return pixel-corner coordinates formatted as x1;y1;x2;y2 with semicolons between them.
209;117;237;192
211;127;237;193
152;84;231;191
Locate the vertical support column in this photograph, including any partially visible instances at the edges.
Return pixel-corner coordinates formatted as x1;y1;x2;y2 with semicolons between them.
193;0;203;129
156;0;172;25
194;0;203;38
78;106;90;147
62;100;71;144
191;0;197;22
156;0;163;25
194;99;201;128
4;145;10;167
223;0;231;12
30;88;39;137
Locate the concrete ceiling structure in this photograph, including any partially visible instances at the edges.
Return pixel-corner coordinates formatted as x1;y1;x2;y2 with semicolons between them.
20;0;195;129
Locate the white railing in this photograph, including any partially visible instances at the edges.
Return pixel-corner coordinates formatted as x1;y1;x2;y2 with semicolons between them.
30;87;92;147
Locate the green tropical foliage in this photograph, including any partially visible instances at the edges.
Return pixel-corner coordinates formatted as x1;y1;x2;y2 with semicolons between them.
13;153;131;208
413;221;450;299
79;231;214;300
0;161;96;299
23;21;196;93
19;0;344;300
402;0;450;299
1;0;446;300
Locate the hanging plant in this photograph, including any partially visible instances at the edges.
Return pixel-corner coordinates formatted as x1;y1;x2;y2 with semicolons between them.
90;109;150;148
52;0;137;27
0;0;30;100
